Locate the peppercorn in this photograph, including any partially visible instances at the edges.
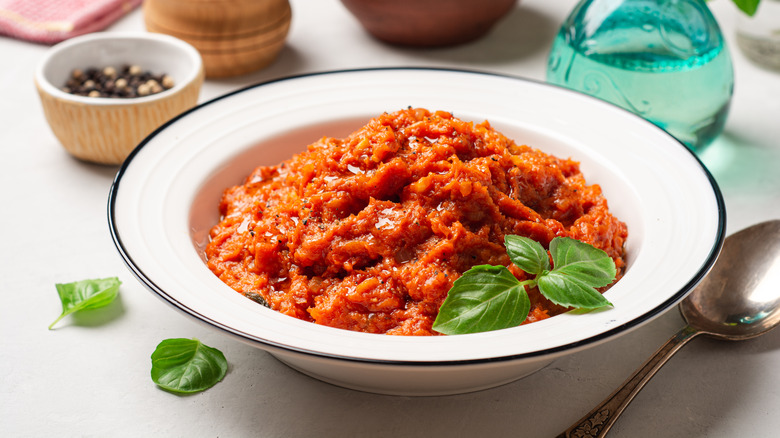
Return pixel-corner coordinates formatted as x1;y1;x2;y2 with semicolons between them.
161;75;175;89
62;64;175;98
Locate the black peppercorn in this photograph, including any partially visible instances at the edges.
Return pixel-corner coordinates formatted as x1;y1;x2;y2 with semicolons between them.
62;64;175;98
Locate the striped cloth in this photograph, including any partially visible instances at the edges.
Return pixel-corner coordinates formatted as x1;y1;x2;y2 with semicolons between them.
0;0;142;44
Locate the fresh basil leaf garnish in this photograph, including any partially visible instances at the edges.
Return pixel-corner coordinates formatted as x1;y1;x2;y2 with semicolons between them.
537;272;613;309
49;277;121;329
549;237;617;288
505;234;550;276
151;338;228;394
539;237;615;309
432;265;531;335
432;236;617;335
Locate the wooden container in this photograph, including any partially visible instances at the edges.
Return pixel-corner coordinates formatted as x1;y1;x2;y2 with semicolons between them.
144;0;291;78
35;33;204;165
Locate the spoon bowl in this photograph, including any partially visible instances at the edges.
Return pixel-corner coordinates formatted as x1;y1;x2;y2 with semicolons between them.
560;219;780;437
681;220;780;340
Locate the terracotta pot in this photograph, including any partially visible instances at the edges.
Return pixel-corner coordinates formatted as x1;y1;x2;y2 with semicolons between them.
144;0;291;78
340;0;516;47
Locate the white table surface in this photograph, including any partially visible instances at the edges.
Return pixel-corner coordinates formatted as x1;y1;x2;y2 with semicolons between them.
3;1;780;437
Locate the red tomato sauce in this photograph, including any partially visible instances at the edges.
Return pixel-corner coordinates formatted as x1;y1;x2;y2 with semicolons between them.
205;108;627;335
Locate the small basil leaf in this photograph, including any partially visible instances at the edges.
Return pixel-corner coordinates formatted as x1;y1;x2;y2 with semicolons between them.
49;277;121;329
432;265;531;335
549;237;616;288
505;235;550;275
537;272;613;309
151;338;228;394
732;0;761;16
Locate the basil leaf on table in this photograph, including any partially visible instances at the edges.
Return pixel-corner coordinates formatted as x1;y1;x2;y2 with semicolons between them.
151;338;228;394
49;277;121;329
432;236;616;335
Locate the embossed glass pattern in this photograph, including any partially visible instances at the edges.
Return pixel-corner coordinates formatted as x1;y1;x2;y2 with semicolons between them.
547;0;734;151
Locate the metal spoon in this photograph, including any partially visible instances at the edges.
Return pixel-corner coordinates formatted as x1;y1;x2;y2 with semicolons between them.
558;219;780;438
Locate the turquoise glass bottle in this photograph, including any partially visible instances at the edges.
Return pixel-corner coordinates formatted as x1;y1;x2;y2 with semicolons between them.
546;0;734;151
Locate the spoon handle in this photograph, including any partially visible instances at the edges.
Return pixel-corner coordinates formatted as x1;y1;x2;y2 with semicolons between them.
556;325;701;438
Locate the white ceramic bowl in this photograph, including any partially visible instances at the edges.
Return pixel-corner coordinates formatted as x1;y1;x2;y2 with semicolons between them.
35;32;203;165
108;68;725;396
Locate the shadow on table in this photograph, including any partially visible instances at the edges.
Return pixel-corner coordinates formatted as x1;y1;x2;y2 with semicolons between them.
68;293;126;328
699;130;780;232
609;330;780;437
205;307;779;437
397;6;560;66
701;131;780;192
205;4;561;94
200;44;309;93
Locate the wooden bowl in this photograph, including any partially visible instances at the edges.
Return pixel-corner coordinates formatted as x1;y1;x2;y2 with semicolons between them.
143;0;291;78
34;32;204;165
340;0;517;47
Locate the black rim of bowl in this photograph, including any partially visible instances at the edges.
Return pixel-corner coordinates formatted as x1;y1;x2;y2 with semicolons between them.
107;67;727;367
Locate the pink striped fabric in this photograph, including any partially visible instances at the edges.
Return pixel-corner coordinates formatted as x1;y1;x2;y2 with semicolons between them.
0;0;142;44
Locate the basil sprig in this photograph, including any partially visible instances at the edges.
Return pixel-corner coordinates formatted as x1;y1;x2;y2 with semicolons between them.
49;277;121;329
151;338;228;394
432;236;616;335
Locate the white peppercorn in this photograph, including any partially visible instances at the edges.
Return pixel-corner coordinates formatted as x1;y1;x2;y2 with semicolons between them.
161;75;175;89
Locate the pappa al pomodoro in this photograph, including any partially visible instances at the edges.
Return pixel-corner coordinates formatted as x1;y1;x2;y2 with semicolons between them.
205;108;627;335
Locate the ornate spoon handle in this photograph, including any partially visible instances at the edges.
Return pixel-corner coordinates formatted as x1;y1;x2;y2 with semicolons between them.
556;325;701;438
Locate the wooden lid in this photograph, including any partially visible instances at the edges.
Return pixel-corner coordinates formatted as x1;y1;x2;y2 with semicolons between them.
144;0;291;38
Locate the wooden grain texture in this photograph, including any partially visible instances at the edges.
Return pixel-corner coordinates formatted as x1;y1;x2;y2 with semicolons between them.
143;0;291;78
35;66;203;165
